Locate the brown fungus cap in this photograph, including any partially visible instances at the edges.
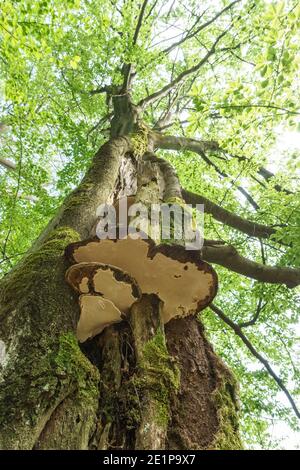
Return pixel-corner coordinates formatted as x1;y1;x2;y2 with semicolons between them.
66;263;141;342
65;235;218;324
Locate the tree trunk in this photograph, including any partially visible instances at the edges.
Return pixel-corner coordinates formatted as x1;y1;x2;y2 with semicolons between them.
0;113;242;449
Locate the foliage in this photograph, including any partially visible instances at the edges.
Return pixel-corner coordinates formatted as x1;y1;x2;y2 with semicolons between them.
0;0;299;449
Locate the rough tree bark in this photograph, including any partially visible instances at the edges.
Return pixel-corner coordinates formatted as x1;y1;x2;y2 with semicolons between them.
0;96;241;450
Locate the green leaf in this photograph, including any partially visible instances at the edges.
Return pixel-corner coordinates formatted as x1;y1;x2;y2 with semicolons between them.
260;65;268;77
69;55;81;69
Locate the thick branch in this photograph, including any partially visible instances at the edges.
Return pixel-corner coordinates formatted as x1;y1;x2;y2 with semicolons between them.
202;244;300;288
153;133;259;209
210;304;300;419
154;133;294;196
152;132;219;152
143;152;182;200
182;189;276;239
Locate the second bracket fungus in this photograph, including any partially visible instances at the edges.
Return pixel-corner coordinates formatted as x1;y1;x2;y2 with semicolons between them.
66;263;141;342
65;235;218;339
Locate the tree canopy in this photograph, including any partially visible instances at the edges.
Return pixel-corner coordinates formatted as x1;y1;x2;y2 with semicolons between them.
0;0;299;448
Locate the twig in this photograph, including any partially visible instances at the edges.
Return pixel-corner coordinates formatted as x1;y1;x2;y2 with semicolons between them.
210;303;300;419
139;27;233;109
239;297;266;328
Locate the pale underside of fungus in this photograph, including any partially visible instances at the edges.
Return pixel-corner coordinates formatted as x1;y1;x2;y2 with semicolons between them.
65;235;218;342
66;262;141;342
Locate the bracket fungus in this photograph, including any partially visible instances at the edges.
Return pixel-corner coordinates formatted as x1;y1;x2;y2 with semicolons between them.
66;263;141;342
65;235;218;337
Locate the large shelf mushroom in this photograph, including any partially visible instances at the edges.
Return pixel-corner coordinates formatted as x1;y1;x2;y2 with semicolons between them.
66;263;141;342
65;235;218;341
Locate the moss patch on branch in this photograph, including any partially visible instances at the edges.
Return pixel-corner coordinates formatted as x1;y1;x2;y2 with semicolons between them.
124;329;180;430
139;329;180;392
64;182;94;210
130;128;149;158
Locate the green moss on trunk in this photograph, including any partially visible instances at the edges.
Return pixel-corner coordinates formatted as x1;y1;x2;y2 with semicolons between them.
0;226;81;311
137;329;180;427
211;374;243;450
0;227;100;449
55;332;99;401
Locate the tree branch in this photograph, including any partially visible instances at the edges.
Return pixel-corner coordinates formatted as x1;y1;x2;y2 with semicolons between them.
162;0;241;55
154;132;294;196
182;188;278;240
210;304;300;419
139;27;231;109
0;158;16;171
121;0;149;92
202;244;300;288
199;151;260;210
145;0;159;20
239;297;266;328
221;152;293;195
152;131;220;152
218;103;300;116
153;132;260;209
133;0;149;45
89;85;110;96
258;167;293;195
